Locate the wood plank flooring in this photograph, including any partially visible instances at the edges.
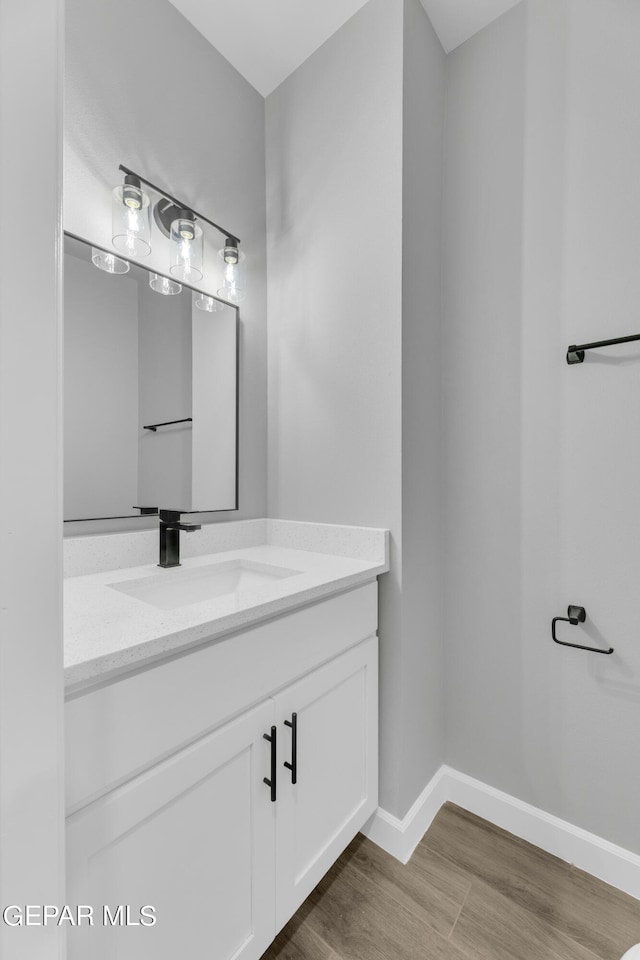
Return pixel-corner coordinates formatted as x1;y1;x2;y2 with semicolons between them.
262;803;640;960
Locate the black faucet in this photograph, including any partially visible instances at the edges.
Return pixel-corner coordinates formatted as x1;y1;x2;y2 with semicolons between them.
158;510;202;568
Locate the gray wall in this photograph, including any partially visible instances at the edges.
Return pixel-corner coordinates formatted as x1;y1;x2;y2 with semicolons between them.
0;0;66;950
266;0;446;818
443;0;527;802
64;0;267;531
64;253;140;520
443;0;640;853
63;0;640;853
266;0;404;814
400;0;447;816
555;0;640;849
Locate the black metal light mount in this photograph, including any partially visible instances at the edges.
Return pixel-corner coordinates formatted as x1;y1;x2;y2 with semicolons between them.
122;174;143;210
551;606;614;655
154;200;195;239
223;237;240;264
567;346;586;365
567;333;640;365
119;164;240;246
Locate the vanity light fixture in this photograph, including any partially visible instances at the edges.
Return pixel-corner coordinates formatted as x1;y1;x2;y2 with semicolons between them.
149;273;182;296
117;164;246;300
218;236;246;303
112;174;151;257
170;210;203;283
91;247;130;274
194;292;221;313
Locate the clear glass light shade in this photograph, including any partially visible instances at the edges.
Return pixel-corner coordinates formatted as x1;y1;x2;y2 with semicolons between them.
112;184;151;257
92;247;130;274
149;273;182;296
217;247;246;303
170;217;203;282
194;292;221;313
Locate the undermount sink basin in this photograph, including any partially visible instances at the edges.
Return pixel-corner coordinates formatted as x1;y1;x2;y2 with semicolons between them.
110;559;302;611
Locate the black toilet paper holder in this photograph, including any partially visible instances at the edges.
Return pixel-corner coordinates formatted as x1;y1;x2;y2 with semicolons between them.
551;606;614;655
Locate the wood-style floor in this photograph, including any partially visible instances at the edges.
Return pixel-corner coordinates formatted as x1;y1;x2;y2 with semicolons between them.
262;803;640;960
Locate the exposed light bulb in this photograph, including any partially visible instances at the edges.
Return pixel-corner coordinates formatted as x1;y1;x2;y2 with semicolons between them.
218;242;246;302
127;208;141;231
170;212;203;282
112;174;151;257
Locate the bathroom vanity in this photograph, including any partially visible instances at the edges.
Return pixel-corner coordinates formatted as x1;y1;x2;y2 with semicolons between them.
64;520;387;960
60;228;389;959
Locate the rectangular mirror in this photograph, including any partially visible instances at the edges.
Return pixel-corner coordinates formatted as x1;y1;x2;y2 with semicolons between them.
63;234;238;522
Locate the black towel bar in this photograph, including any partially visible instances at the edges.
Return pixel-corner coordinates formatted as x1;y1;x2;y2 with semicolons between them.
551;606;614;655
567;333;640;364
143;418;192;432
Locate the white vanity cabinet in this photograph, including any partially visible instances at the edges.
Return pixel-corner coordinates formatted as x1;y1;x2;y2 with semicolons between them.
274;639;377;930
65;583;379;960
66;701;276;960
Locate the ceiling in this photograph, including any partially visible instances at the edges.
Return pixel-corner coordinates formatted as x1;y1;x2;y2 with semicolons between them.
168;0;523;97
420;0;521;53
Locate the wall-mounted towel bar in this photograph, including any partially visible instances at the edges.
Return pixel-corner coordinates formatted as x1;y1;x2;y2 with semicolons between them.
143;418;192;432
551;606;614;654
567;333;640;364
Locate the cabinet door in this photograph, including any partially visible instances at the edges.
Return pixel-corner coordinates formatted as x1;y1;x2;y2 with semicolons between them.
66;701;276;960
274;637;378;929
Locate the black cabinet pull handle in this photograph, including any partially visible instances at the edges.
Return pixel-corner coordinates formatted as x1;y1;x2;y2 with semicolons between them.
284;712;297;785
263;726;277;802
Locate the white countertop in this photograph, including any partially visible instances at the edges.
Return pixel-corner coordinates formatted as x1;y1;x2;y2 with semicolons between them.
64;520;389;690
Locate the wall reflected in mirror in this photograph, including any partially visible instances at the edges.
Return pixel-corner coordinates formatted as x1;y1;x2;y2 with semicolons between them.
63;234;238;522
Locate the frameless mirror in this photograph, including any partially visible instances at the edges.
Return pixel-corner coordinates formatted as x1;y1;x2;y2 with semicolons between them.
63;234;238;522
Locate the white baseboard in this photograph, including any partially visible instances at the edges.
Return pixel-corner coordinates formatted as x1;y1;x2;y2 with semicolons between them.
361;766;449;865
362;764;640;900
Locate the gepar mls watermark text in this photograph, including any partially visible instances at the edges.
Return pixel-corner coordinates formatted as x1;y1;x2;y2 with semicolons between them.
3;905;156;927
